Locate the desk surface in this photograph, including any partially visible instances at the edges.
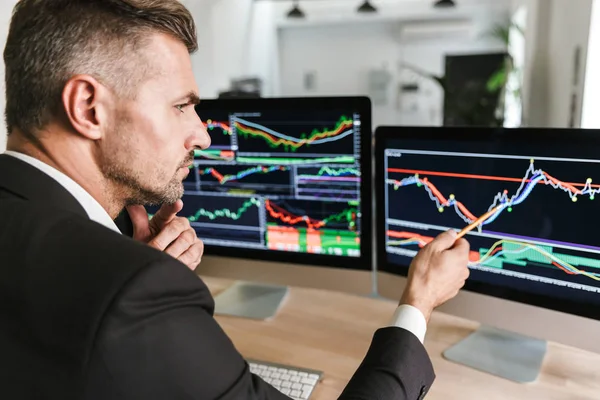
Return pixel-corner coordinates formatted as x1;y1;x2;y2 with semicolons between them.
204;277;600;400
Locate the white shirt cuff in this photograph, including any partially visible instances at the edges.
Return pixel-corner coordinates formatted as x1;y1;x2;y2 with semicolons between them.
389;304;427;343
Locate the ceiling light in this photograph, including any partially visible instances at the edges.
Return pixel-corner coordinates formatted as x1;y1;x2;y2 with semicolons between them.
287;0;305;18
434;0;456;7
357;0;377;13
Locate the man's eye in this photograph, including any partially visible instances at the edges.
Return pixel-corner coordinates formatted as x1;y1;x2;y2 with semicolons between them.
175;103;189;113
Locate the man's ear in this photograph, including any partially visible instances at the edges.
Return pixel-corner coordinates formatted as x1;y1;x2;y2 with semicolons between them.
62;74;107;140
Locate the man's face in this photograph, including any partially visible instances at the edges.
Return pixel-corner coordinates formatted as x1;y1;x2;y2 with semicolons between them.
99;33;210;206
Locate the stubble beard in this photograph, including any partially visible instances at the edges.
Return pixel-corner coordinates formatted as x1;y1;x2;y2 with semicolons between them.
99;118;188;207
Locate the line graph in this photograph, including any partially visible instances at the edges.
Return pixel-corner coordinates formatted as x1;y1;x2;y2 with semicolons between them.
179;194;263;245
386;231;600;281
198;112;236;149
187;197;261;222
187;107;365;257
199;165;290;185
196;164;292;196
387;159;599;227
203;120;232;135
237;156;355;165
265;200;358;230
233;114;357;158
301;166;360;178
384;146;600;299
194;149;235;161
296;166;361;202
234;116;353;152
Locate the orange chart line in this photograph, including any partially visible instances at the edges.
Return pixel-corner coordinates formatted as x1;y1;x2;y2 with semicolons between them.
387;230;480;261
203;121;231;132
387;168;600;189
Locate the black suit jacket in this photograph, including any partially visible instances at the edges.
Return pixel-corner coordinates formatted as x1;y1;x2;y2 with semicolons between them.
0;154;435;399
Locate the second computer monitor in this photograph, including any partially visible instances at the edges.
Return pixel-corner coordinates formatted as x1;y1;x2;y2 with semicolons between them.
374;126;600;381
375;126;600;320
187;96;372;270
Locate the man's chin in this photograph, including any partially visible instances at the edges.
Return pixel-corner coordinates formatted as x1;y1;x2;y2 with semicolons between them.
130;183;183;206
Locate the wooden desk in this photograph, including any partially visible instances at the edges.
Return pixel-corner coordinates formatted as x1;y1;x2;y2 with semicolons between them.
204;277;600;400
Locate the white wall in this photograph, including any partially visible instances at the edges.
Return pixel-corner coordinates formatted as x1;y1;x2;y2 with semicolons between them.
278;22;404;126
522;0;593;127
277;2;510;127
582;0;600;128
519;0;544;126
0;1;17;153
184;0;277;99
545;0;593;128
207;0;254;97
180;0;217;99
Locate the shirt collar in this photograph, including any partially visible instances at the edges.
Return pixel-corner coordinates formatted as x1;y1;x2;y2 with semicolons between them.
4;151;121;234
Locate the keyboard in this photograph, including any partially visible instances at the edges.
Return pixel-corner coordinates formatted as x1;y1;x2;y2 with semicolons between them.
248;359;322;400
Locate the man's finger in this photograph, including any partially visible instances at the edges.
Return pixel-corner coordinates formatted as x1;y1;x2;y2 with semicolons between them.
452;238;470;253
164;228;197;259
148;217;190;250
126;205;151;240
177;241;204;271
149;199;184;232
427;229;458;252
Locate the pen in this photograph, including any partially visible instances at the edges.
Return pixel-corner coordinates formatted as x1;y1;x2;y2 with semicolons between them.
456;205;503;240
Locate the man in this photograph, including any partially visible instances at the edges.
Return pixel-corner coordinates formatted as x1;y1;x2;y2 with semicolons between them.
0;1;470;399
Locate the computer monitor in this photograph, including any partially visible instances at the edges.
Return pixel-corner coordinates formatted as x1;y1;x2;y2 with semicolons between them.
188;97;372;318
375;126;600;383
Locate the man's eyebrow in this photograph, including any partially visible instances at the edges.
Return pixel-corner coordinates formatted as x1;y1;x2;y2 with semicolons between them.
176;91;201;105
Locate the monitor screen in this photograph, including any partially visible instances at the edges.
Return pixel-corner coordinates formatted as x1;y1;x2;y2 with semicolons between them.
375;126;600;320
181;97;371;270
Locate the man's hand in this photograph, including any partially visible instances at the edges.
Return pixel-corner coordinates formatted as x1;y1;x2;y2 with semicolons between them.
126;200;204;271
400;230;470;322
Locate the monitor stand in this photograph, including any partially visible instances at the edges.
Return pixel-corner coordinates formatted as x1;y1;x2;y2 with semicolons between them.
213;281;289;320
443;325;547;383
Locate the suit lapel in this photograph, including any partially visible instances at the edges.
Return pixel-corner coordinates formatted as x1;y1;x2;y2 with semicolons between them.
0;154;88;218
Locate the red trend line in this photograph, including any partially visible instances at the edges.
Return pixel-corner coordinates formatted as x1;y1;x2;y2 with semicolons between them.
388;168;600;190
387;230;434;244
387;230;480;261
391;178;477;221
265;200;325;229
209;169;224;182
552;262;575;275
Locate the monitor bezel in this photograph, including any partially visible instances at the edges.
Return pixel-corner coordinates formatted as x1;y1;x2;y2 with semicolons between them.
193;96;372;271
375;125;600;321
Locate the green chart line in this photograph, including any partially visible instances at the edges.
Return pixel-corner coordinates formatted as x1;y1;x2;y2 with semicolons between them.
237;156;355;165
188;198;261;222
314;166;360;176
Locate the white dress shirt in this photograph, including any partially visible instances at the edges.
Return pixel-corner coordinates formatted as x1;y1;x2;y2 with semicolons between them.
4;150;427;342
390;304;427;343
